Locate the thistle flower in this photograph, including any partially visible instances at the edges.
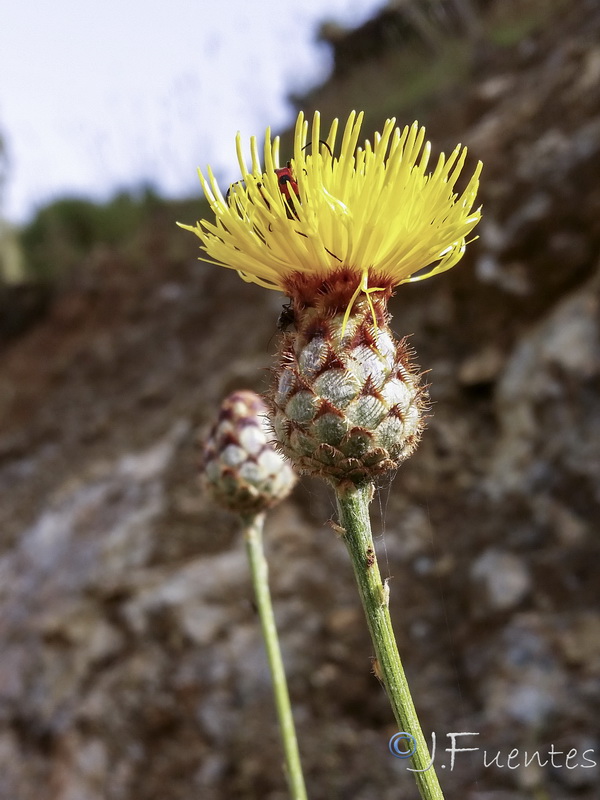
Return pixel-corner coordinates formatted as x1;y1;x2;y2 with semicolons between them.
183;111;482;487
185;112;480;799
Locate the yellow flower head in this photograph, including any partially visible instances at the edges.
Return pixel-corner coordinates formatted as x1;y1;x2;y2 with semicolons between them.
181;110;482;298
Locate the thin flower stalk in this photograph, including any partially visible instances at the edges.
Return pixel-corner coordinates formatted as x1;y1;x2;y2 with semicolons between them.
336;484;443;799
243;511;308;800
202;391;307;800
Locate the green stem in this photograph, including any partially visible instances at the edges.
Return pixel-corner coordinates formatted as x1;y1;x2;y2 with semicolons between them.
243;512;308;800
335;483;444;800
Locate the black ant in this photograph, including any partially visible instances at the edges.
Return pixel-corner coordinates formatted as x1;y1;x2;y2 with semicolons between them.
277;300;296;332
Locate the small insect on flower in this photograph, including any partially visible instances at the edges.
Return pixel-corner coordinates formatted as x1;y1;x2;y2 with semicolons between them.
225;180;243;206
226;164;300;219
273;141;331;204
273;143;331;219
277;299;296;332
273;142;331;204
274;165;299;203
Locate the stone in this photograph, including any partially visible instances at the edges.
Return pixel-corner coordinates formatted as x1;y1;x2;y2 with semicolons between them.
470;549;532;613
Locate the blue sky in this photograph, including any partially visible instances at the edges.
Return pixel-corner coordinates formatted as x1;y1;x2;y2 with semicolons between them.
0;0;384;223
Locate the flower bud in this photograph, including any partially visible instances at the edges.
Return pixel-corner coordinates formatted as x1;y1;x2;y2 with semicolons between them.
203;390;296;514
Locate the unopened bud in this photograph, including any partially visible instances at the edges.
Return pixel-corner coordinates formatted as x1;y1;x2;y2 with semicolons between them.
203;390;297;515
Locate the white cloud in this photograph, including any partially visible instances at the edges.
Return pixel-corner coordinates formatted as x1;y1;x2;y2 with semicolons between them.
0;0;383;222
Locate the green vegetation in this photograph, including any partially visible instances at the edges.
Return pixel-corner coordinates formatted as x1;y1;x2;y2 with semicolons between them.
20;187;160;280
17;188;206;282
378;36;472;118
485;0;568;47
293;33;472;142
0;222;25;283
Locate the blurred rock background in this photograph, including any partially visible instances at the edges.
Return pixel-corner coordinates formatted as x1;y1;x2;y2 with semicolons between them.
1;1;599;798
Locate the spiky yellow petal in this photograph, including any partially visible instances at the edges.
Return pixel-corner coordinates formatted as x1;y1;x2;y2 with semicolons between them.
180;110;482;292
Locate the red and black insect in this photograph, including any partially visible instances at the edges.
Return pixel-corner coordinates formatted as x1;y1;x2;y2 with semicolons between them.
273;141;331;203
226;141;331;209
274;166;300;203
273;141;331;205
226;165;298;219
